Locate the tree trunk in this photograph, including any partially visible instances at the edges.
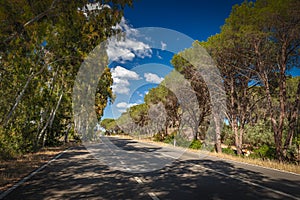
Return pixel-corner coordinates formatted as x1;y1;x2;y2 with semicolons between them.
229;77;242;155
64;123;72;144
214;114;222;153
284;80;300;156
38;108;54;148
38;91;63;148
233;122;242;155
2;66;46;126
193;126;198;140
264;73;283;161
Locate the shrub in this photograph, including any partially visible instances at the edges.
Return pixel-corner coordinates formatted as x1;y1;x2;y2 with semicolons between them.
163;131;177;143
153;133;164;142
201;143;215;152
222;147;236;156
250;144;276;159
221;125;235;146
244;120;274;147
189;140;202;149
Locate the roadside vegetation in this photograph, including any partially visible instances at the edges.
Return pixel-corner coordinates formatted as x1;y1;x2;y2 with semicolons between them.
102;0;300;166
0;0;299;181
0;142;80;191
0;0;133;160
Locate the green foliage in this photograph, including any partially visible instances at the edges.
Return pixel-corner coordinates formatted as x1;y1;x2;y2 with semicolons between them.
163;131;191;148
202;143;216;152
100;118;118;134
129;104;149;125
0;0;133;157
244;120;274;147
250;145;276;160
189;140;202;150
222;147;236;156
173;137;191;148
163;131;176;143
221;125;235;146
95;67;114;120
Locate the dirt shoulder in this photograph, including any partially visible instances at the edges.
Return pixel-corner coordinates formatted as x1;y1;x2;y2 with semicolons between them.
0;142;80;192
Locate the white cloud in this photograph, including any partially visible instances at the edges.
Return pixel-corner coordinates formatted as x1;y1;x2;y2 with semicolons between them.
116;101;138;112
111;66;140;80
116;102;138;108
144;73;164;84
111;66;140;94
112;17;138;37
161;41;167;50
107;17;152;63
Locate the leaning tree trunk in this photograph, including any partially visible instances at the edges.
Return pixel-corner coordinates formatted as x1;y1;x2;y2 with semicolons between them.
38;91;63;148
2;66;46;126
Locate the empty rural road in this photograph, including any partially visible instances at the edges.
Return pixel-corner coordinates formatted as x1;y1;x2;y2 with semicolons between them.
1;136;300;200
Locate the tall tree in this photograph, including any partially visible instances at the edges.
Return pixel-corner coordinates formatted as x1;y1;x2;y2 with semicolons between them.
202;0;300;159
0;0;133;156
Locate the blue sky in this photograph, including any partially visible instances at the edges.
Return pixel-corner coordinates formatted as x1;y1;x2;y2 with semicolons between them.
102;0;299;119
124;0;246;41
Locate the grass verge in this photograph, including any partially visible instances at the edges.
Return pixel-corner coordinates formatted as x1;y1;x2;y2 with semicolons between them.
0;142;79;192
208;152;300;174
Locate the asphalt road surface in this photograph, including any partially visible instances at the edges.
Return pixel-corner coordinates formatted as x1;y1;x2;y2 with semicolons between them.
1;136;300;200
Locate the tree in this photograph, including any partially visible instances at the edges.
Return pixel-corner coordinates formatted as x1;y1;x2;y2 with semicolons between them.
95;67;114;120
145;84;179;138
201;0;300;160
171;42;225;152
200;2;260;155
284;77;300;156
0;0;133;157
248;0;300;160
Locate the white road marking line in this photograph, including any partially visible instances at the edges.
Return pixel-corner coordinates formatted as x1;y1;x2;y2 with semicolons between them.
0;148;70;200
104;137;299;199
148;192;160;200
133;176;160;200
134;176;143;184
160;152;177;159
157;151;299;199
195;164;299;200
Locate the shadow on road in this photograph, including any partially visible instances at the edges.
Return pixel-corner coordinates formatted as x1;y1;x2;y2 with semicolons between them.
107;138;162;153
139;159;300;200
2;145;300;200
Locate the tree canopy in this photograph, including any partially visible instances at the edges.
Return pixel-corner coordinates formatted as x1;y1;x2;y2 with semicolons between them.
0;0;133;158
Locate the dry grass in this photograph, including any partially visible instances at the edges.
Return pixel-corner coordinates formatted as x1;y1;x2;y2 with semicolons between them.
208;152;300;174
0;142;79;192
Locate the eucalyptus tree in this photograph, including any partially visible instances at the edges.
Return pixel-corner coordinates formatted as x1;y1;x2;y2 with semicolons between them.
0;0;133;156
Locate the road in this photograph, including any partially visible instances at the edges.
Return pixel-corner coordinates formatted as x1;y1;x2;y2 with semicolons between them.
1;136;300;200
